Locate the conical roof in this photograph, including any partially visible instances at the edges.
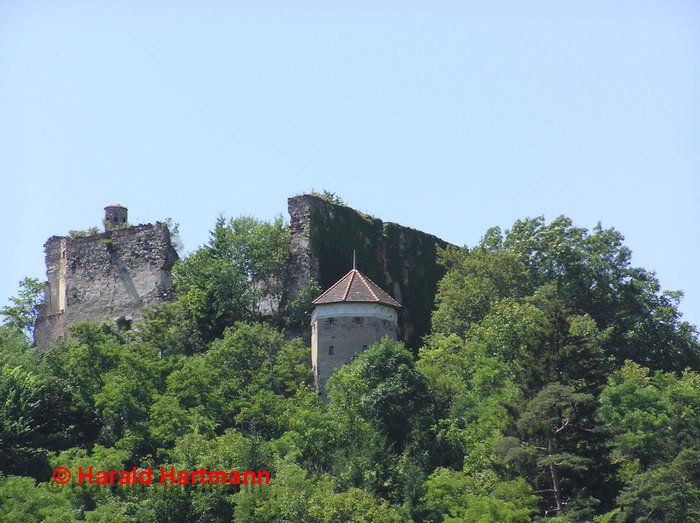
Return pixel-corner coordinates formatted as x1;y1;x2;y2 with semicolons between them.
312;269;401;309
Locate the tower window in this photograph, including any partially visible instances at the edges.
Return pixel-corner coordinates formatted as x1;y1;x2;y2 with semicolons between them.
328;346;334;355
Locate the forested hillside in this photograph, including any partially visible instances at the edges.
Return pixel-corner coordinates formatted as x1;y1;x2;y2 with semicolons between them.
1;214;699;522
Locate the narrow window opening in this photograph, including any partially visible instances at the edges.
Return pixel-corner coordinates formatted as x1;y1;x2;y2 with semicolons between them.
328;346;334;355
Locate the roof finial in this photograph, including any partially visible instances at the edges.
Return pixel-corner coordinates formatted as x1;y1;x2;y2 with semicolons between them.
353;249;356;270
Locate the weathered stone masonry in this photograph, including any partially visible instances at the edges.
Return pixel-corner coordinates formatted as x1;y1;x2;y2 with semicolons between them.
34;196;451;352
285;195;453;348
34;221;178;348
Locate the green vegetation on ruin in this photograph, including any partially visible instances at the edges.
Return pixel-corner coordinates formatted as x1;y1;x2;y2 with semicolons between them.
1;205;699;522
307;195;446;348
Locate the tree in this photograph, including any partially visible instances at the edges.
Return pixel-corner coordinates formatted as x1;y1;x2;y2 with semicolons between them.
274;389;340;475
0;327;71;478
467;290;611;396
149;322;308;448
225;215;289;319
42;322;127;447
308;487;404;522
417;333;521;473
421;468;537;523
172;247;250;351
499;383;595;517
282;279;323;330
164;218;184;254
234;458;320;522
1;277;44;339
171;215;289;350
598;361;700;480
432;247;530;338
328;338;431;449
615;447;700;522
496;216;700;371
0;475;74;522
49;445;130;516
93;342;163;450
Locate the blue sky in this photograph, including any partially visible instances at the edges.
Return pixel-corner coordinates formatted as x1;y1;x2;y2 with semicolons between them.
1;1;699;329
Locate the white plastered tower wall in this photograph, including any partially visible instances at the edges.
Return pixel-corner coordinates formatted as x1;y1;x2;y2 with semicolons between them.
309;267;402;398
311;303;398;398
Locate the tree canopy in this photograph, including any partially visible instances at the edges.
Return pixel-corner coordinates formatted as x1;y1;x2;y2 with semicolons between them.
1;213;698;522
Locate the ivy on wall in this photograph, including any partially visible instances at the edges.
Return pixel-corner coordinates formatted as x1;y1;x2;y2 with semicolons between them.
305;196;448;349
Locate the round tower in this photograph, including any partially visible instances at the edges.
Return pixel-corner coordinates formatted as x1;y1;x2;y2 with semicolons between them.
310;267;401;398
104;204;128;231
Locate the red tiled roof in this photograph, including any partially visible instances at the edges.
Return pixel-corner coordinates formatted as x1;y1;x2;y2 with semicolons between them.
312;269;402;308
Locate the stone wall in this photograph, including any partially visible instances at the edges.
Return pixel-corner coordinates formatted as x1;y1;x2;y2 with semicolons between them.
33;197;450;350
34;223;178;348
285;195;452;348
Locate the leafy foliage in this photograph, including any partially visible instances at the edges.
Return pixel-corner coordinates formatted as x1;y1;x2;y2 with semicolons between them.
164;217;184;254
1;277;44;338
310;189;346;206
308;196;446;348
1;212;698;521
68;227;101;238
168;214;289;352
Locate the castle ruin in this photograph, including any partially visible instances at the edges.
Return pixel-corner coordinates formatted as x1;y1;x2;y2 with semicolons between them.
33;197;451;352
33;206;179;348
285;194;452;349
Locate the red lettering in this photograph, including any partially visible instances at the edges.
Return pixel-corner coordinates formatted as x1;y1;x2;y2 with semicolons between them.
96;470;109;485
78;466;93;484
119;470;131;484
138;467;153;484
176;470;189;484
208;471;227;484
75;465;267;487
160;466;175;484
192;468;207;484
257;471;270;484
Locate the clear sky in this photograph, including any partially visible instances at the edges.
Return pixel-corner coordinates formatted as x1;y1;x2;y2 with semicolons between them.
1;1;699;329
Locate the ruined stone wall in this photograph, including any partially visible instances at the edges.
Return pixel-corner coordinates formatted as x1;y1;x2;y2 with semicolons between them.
285;195;452;348
34;223;178;348
34;197;449;350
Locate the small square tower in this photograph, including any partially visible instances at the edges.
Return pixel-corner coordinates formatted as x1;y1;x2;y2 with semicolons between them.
104;204;128;231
